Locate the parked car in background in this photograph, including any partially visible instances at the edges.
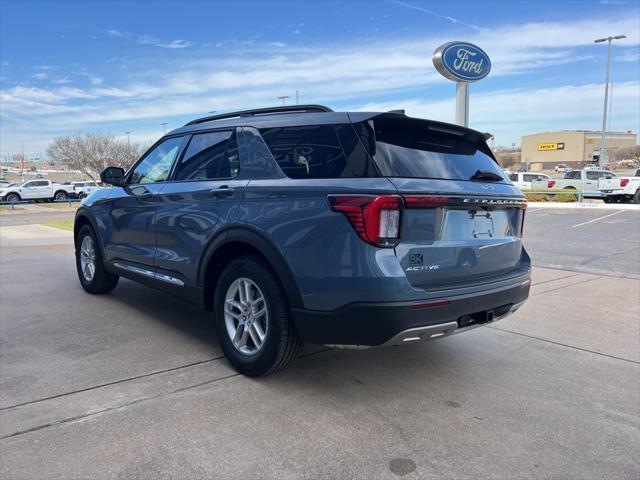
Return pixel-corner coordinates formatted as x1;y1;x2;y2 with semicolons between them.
507;172;550;191
74;105;531;376
598;168;640;203
554;163;570;172
532;169;616;198
0;179;75;202
74;181;103;198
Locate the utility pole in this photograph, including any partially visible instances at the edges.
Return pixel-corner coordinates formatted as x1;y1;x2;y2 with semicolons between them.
277;95;289;106
161;122;168;134
125;131;131;148
594;35;626;168
296;90;299;105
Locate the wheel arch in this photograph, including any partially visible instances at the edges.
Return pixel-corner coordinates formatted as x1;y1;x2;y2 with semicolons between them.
198;226;304;311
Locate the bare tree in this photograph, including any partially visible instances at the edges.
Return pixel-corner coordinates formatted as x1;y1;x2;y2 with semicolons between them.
613;145;640;162
47;132;139;182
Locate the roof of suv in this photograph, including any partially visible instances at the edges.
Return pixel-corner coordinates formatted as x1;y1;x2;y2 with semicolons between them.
169;104;490;143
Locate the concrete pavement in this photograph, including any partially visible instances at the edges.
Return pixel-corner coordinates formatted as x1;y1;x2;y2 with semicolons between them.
0;235;638;479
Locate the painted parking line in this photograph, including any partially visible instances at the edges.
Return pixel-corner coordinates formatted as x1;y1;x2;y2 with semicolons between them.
569;210;625;229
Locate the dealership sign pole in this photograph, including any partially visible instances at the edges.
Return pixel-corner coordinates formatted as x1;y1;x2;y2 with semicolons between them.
432;42;491;127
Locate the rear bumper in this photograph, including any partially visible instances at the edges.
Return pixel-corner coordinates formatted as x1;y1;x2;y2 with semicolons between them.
291;274;531;346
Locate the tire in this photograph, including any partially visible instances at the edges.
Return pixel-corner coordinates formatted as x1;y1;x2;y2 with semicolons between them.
633;190;640;204
214;255;302;376
54;190;67;201
603;197;612;204
5;192;20;203
75;224;119;294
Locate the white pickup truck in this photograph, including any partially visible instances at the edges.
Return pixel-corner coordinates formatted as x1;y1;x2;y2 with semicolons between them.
0;179;76;202
598;168;640;204
507;172;551;191
531;169;616;198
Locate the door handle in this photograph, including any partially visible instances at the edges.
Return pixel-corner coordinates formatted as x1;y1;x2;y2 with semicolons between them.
210;186;234;198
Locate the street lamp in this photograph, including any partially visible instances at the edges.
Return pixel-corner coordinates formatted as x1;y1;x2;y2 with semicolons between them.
161;122;168;134
125;131;131;147
277;95;289;106
594;35;626;168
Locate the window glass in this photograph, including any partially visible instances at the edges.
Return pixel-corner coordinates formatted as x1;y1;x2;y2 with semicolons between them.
174;131;238;181
564;171;578;179
129;137;183;184
23;182;36;188
586;171;601;180
508;173;518;181
523;174;537;182
603;172;615;179
260;125;353;179
355;117;505;181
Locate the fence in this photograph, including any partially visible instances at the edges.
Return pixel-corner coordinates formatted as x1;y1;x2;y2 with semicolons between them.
0;198;82;210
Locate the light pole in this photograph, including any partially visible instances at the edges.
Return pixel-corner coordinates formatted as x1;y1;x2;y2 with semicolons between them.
277;95;289;106
594;35;626;168
125;131;131;148
161;122;168;134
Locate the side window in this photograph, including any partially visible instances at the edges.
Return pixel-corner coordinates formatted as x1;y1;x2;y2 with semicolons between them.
174;131;239;181
603;172;615;179
36;181;48;186
22;181;36;188
129;137;184;184
586;171;600;180
260;125;353;179
508;173;518;181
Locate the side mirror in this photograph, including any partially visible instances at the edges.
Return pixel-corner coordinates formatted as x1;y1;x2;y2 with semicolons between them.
100;167;125;186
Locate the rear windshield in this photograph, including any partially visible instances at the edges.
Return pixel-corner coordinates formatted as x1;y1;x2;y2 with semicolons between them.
354;117;506;182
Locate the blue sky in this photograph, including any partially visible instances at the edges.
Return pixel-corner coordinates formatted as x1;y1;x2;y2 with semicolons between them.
1;0;639;158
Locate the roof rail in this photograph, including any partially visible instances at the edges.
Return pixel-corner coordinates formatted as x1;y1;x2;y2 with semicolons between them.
185;104;334;126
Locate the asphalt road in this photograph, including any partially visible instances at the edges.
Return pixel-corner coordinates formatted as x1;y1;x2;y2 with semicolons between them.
0;207;639;479
524;207;640;278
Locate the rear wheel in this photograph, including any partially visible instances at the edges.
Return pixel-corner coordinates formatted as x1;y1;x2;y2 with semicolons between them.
214;255;302;376
75;224;119;294
54;190;67;201
633;190;640;204
603;197;612;204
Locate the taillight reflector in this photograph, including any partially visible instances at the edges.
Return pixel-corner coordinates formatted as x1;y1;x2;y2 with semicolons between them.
620;178;629;187
328;195;403;247
403;196;449;208
547;181;556;188
411;299;449;309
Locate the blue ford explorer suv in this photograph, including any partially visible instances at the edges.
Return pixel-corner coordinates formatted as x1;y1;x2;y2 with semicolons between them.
75;105;530;376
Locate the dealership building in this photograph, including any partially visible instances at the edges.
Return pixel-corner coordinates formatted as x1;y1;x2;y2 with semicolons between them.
521;130;637;170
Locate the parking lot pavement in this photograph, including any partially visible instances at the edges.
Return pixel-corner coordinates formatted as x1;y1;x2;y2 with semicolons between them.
1;223;639;479
524;207;640;278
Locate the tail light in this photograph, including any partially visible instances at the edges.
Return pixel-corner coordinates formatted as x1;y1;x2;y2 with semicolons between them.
328;195;403;247
547;181;556;188
621;179;629;187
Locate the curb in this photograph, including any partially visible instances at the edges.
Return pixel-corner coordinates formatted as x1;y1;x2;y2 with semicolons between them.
527;202;640;210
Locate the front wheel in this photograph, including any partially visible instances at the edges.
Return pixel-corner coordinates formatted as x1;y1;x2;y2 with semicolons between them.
5;193;20;203
75;225;119;294
214;255;302;376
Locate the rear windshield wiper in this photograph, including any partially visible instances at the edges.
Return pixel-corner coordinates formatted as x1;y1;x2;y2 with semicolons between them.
469;170;504;182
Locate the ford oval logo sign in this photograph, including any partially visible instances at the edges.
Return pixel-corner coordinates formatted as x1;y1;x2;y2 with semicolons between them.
432;42;491;82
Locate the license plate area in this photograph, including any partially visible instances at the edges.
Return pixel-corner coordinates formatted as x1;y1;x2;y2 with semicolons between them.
441;208;515;241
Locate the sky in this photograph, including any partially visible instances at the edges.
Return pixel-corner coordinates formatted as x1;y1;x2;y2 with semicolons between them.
1;0;639;159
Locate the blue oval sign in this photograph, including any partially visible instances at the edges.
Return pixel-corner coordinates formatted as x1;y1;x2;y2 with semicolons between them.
432;41;491;82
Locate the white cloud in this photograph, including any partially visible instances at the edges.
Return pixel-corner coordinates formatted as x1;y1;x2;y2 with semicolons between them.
107;29;192;49
392;0;482;31
31;72;47;80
